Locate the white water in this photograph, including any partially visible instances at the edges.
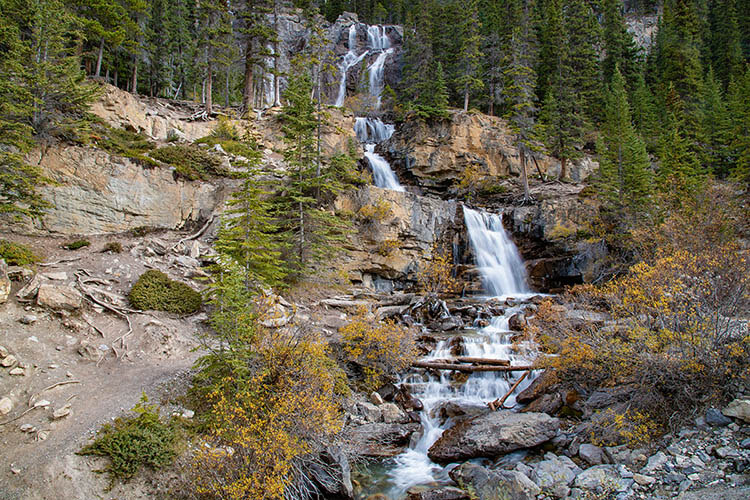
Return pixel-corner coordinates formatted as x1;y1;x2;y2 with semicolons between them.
335;24;369;107
463;208;530;297
382;209;536;497
365;144;405;192
355;117;395;144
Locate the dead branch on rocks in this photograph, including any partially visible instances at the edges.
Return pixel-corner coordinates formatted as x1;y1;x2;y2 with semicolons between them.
456;357;511;366
38;257;82;267
170;215;215;253
75;270;133;358
488;371;529;411
28;380;80;407
412;361;535;372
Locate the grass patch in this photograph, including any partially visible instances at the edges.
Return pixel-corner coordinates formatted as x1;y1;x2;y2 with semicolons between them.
150;144;229;181
129;270;202;314
78;395;177;486
0;240;41;266
64;239;90;250
129;226;158;238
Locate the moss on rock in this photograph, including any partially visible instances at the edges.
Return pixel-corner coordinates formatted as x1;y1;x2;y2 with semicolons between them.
128;270;202;314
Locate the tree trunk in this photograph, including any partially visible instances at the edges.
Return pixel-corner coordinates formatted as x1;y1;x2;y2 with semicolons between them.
206;61;213;115
520;145;530;202
413;361;534;373
273;0;281;106
463;84;469;112
225;64;230;108
456;357;511;366
242;41;254;114
488;82;494;116
559;157;568;181
95;38;104;77
131;53;138;94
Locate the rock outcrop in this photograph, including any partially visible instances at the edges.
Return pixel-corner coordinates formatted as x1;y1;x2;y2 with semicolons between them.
427;411;559;462
383;111;597;193
449;462;541;500
335;186;459;290
25;145;227;235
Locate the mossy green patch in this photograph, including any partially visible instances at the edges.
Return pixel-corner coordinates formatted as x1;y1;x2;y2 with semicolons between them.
64;239;90;250
0;240;41;266
129;270;202;314
150;144;229;181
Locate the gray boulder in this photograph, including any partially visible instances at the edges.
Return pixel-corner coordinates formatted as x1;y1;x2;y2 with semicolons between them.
573;465;629;492
529;455;578;498
722;399;750;423
37;284;82;311
579;443;606;465
449;462;540;500
428;411;559;462
406;486;471;500
705;408;732;426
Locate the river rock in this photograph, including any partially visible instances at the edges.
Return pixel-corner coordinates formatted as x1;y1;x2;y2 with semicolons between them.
0;397;12;415
579;443;606;466
356;402;382;423
37;284;82;311
406;487;471;500
521;392;562;415
16;274;41;301
705;408;732;426
573;465;628;491
0;259;10;304
516;369;557;404
449;462;540;500
428;411;559;462
508;313;526;331
309;446;354;500
346;423;420;457
722;399;750;423
529;455;577;498
380;403;408;424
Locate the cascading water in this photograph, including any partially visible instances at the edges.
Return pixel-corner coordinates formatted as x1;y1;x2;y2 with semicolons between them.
335;24;369;107
365;207;537;498
364;145;405;192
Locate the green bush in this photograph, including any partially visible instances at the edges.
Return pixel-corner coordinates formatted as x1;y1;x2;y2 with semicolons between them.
64;239;90;250
129;226;158;237
150;144;228;181
78;395;177;485
0;240;41;266
102;241;123;253
129;270;202;314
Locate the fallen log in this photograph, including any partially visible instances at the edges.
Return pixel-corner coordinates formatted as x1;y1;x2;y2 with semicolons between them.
412;361;535;373
488;371;529;411
455;357;510;366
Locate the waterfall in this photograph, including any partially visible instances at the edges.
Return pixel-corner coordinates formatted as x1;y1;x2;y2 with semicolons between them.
354;116;394;144
364;144;404;192
463;207;530;297
368;48;394;107
335;24;369;107
372;211;536;498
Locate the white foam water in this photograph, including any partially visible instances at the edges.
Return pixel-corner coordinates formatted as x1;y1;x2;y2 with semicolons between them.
335;24;369;107
365;144;405;192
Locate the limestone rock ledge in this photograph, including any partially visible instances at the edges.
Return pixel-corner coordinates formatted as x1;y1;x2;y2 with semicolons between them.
27;145;227;235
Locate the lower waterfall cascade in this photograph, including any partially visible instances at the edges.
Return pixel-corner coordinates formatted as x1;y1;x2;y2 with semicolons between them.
360;207;539;498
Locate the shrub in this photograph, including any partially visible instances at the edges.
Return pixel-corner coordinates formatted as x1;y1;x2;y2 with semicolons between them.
358;199;392;224
418;244;460;295
128;270;202;314
340;306;416;390
0;240;40;266
129;226;158;237
376;239;399;257
102;241;123;253
78;395;177;485
64;239;90;250
150;144;228;181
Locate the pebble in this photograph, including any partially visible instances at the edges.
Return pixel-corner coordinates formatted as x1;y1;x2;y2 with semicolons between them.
19;424;35;432
9;367;25;376
37;430;50;441
0;345;8;357
20;314;37;324
633;473;656;486
1;354;17;367
52;404;71;419
181;409;194;419
27;336;39;343
0;397;12;415
33;399;50;408
10;466;21;474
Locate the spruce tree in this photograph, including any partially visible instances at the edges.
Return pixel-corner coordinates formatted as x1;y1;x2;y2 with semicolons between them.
456;0;484;112
429;62;450;118
630;72;660;152
238;0;276;113
601;0;641;89
596;66;653;224
216;138;286;288
727;68;750;188
197;0;234;115
564;0;601;122
707;0;744;88
701;67;732;178
399;0;434;109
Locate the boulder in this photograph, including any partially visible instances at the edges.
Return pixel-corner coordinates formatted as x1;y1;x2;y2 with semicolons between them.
37;284;82;311
508;313;526;331
573;465;629;492
380;402;408;424
309;446;354;500
406;487;471;500
428;411;559;462
356;402;382;423
722;399;750;423
449;462;540;500
346;423;420;457
521;392;562;415
16;274;41;301
0;259;10;304
705;408;732;426
516;369;557;404
579;444;606;466
529;455;577;498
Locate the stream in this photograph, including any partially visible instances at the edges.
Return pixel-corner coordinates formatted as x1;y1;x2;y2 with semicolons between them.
357;207;540;498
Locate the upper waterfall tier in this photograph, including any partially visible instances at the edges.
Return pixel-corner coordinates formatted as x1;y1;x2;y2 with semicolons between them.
354;117;394;144
463;207;530;297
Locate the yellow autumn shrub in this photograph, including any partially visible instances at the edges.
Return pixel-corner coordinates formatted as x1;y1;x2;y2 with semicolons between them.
340;307;416;390
418;244;460;295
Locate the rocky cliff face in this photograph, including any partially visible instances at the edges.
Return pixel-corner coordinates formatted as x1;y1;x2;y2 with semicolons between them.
382;112;598;194
27;146;228;235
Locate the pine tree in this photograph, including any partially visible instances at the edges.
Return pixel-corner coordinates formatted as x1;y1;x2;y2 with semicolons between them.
707;0;743;88
238;0;276;113
503;1;538;203
197;0;234;115
398;1;434;109
0;0;48;219
630;72;660;152
216;137;286;288
596;66;653;224
165;0;198;100
727;68;750;188
700;67;732;177
145;0;169;97
601;0;641;89
456;0;484;112
564;0;601;122
429;62;450;118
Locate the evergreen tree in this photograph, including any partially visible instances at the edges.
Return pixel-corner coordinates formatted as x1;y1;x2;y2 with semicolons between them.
727;68;750;188
165;0;198;100
564;0;601;121
601;0;641;89
398;2;434;111
503;1;538;203
700;67;732;177
0;0;47;219
630;71;660;152
216;137;286;288
455;0;484;112
238;0;276;113
429;62;450;118
707;0;744;88
197;0;234;115
596;66;653;224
